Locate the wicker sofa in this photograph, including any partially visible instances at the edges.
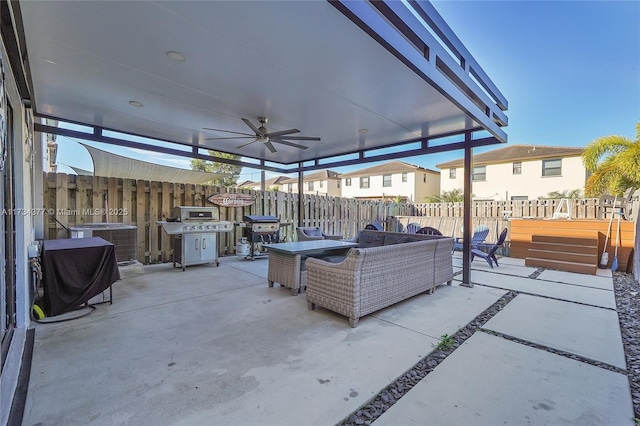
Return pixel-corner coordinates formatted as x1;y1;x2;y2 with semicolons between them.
305;230;454;327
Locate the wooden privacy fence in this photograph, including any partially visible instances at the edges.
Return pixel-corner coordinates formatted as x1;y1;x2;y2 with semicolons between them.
43;173;620;264
412;198;603;220
43;173;413;264
390;216;511;242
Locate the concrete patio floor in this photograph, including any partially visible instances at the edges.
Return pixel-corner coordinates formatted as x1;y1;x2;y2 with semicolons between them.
22;253;635;425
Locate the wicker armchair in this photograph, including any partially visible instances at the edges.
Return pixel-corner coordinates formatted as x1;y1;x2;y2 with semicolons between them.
296;226;342;242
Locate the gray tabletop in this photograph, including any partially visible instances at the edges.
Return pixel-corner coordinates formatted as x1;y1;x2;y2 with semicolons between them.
265;240;357;254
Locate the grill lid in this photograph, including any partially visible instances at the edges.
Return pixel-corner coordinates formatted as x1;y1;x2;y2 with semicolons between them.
174;206;219;221
243;215;278;223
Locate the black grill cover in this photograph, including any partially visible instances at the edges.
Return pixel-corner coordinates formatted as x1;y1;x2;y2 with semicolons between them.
243;215;278;223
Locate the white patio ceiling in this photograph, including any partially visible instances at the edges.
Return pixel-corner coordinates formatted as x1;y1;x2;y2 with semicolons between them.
19;0;507;172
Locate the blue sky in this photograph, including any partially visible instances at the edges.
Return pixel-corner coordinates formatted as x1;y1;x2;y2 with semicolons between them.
54;0;639;182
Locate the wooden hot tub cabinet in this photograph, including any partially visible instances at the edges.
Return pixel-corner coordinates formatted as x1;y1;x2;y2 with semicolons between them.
509;218;635;273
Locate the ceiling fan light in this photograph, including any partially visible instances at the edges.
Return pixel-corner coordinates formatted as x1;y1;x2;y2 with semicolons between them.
167;51;186;62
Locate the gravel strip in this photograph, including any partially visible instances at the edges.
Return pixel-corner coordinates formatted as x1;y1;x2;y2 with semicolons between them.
337;291;518;426
612;271;640;419
338;270;640;425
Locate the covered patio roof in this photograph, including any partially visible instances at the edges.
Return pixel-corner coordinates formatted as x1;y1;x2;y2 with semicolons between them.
18;0;507;173
13;0;510;285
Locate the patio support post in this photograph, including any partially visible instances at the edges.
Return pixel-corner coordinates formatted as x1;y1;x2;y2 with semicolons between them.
461;135;473;287
260;161;266;214
297;164;304;228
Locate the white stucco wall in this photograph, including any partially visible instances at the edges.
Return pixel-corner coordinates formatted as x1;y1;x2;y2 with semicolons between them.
414;171;440;202
341;171;439;201
440;156;587;200
283;179;341;196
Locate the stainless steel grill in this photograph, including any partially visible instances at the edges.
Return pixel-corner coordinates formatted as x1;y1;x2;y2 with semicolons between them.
159;206;233;270
236;215;280;260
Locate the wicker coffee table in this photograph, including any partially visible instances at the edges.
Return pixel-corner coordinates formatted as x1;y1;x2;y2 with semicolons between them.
265;240;357;296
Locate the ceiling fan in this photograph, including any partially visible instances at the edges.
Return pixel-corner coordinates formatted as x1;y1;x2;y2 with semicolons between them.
203;117;320;153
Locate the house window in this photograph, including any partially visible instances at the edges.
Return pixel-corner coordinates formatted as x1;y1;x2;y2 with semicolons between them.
383;174;392;187
402;173;407;182
360;176;370;189
542;159;562;177
472;166;486;181
337;181;340;188
287;184;292;192
319;180;324;188
511;196;528;201
308;181;314;191
513;162;522;175
345;178;351;187
449;169;456;179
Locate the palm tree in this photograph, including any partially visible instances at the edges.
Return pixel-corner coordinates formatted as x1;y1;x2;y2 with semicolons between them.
426;188;464;203
544;189;582;199
582;122;640;197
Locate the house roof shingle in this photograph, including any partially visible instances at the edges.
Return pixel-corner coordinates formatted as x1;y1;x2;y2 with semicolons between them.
237;175;290;188
339;160;438;178
435;145;584;169
236;180;255;187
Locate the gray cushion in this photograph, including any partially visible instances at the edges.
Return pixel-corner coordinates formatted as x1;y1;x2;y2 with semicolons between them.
304;228;323;237
320;254;347;264
358;233;385;248
396;236;420;244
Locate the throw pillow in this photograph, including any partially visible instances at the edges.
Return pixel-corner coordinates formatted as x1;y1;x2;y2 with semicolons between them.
305;228;323;237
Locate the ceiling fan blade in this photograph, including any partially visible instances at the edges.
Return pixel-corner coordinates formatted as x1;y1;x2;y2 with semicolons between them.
279;136;321;141
264;128;299;138
271;139;309;150
202;127;255;137
236;139;257;149
206;136;255;140
241;118;263;136
264;141;277;153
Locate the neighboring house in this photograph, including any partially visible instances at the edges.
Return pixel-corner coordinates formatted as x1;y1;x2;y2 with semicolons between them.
436;145;586;200
280;170;342;197
236;180;256;188
339;160;440;202
238;175;290;191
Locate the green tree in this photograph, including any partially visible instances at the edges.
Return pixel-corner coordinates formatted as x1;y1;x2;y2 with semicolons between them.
582;122;640;197
543;189;582;199
426;188;464;203
191;151;242;187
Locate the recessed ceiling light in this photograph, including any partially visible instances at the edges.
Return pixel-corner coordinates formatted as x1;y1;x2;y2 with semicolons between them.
358;128;368;134
167;51;186;62
129;101;144;108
